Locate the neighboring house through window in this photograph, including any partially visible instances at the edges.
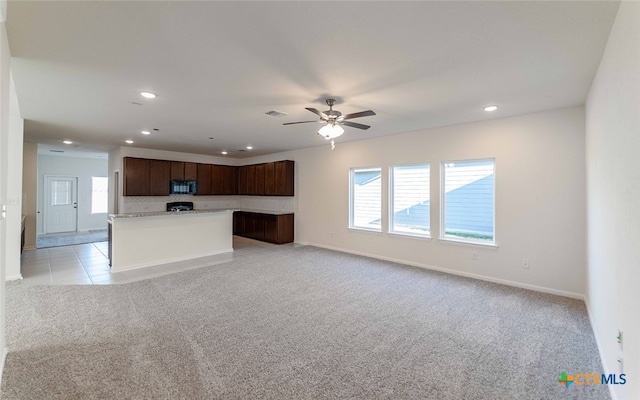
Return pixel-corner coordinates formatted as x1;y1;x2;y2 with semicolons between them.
390;164;430;236
350;167;382;231
441;159;495;244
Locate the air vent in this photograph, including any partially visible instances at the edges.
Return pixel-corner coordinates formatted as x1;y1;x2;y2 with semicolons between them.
265;110;287;117
50;150;64;153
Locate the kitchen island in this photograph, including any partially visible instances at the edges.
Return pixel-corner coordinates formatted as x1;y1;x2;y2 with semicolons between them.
108;209;233;272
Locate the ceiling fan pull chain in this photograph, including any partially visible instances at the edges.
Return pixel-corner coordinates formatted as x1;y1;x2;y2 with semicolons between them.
331;138;335;150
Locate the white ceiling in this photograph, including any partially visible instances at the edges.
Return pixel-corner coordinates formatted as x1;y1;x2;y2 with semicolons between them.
6;1;619;158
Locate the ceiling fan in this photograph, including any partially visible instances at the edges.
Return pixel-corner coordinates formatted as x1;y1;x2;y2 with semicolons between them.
283;99;376;149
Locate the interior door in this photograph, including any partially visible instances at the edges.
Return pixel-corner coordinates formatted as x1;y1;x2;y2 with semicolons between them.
44;176;78;233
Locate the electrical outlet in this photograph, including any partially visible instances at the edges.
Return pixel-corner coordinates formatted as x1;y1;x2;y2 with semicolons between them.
471;251;478;261
522;259;530;269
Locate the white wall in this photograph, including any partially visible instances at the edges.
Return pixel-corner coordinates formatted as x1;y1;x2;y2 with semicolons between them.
246;106;587;298
586;2;640;399
37;154;108;234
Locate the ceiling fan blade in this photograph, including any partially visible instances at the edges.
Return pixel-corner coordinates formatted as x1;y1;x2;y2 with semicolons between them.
283;121;319;125
340;121;371;130
305;107;328;119
341;110;376;120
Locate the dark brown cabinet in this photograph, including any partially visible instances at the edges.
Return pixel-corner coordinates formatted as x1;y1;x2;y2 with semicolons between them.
124;157;170;196
264;162;275;195
184;162;198;180
123;157;293;197
224;166;237;194
123;157;151;196
237;166;247;195
274;160;294;196
245;165;256;195
233;212;294;244
149;160;171;195
255;164;265;195
170;161;184;180
170;161;198;181
197;163;212;195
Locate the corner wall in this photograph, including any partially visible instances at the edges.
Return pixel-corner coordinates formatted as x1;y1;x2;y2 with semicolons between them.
247;106;587;297
585;2;640;399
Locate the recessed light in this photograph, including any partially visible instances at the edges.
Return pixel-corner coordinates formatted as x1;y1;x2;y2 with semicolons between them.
141;130;151;135
140;91;157;99
483;105;498;112
221;151;228;155
246;146;253;150
125;140;134;144
63;140;73;145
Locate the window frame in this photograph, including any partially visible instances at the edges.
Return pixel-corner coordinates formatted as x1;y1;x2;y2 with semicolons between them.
389;163;431;238
440;158;496;246
349;166;383;232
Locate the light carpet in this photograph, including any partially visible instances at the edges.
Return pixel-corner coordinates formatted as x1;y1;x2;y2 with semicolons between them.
2;245;608;399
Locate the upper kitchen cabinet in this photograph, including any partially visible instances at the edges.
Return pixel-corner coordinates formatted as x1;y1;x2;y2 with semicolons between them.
171;161;198;181
123;157;170;196
264;162;275;195
197;163;213;195
123;157;151;196
212;165;238;195
255;163;265;195
149;160;171;195
184;162;198;180
274;160;294;196
170;161;184;180
237;166;246;195
235;160;294;196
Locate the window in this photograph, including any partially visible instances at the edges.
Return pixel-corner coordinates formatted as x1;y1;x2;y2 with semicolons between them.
349;167;382;231
441;159;495;244
91;177;108;214
390;164;430;236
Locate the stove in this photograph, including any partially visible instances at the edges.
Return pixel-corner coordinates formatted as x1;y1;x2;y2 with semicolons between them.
166;201;194;212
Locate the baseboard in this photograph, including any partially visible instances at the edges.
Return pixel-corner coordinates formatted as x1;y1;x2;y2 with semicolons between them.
23;245;36;251
584;297;618;400
0;347;7;387
301;242;585;300
5;274;22;281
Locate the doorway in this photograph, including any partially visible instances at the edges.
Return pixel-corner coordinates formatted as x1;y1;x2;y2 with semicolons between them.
43;175;78;234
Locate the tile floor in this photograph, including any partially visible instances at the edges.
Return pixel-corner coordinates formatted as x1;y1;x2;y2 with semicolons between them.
19;236;284;286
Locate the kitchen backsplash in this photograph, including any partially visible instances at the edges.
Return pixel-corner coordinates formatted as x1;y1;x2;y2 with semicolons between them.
122;195;295;213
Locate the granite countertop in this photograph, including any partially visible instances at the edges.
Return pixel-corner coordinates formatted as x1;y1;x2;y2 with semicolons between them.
109;208;235;219
109;208;294;219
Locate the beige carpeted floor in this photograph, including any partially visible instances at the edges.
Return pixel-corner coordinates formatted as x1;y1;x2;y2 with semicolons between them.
2;243;608;399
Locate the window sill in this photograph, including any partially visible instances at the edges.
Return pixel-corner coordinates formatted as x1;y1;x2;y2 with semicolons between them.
437;237;499;249
388;231;431;240
348;227;382;234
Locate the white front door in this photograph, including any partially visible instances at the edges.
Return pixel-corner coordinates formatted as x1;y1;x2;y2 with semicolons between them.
44;176;78;233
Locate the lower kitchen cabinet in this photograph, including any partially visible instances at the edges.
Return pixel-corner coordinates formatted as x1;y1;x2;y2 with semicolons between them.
233;211;294;244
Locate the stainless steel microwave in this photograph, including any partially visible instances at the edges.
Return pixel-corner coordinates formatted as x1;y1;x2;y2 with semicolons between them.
170;180;197;195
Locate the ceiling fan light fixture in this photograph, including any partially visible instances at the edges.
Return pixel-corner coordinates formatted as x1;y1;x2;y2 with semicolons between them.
318;123;344;139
